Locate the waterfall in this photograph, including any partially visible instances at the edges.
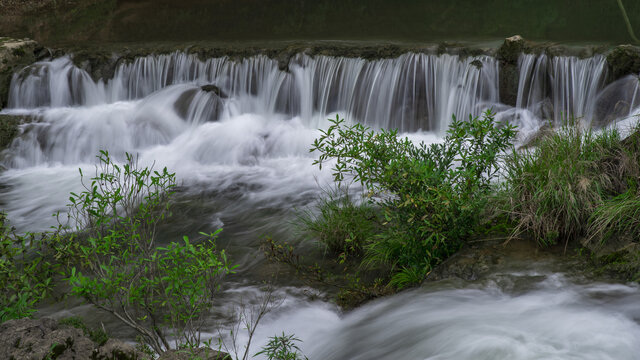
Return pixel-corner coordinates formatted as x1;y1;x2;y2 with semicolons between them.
516;53;609;124
2;49;640;231
8;52;499;133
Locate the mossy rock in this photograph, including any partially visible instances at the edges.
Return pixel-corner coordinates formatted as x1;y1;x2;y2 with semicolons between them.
0;114;23;150
497;35;527;65
607;45;640;80
0;38;44;111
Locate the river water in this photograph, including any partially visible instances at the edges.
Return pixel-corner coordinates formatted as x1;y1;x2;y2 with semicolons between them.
2;49;640;359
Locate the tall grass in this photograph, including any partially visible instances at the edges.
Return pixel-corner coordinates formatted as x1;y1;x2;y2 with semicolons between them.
504;119;640;249
298;188;382;261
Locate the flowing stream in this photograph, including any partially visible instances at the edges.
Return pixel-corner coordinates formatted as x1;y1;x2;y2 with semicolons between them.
2;50;640;359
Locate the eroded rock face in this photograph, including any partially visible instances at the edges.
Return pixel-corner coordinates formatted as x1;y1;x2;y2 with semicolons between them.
0;318;146;360
0;37;46;110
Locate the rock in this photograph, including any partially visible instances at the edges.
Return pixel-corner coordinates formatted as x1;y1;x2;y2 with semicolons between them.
606;45;640;80
497;35;526;65
0;114;23;151
158;347;231;360
71;50;120;82
93;339;142;360
0;318;93;360
0;37;43;110
0;317;149;360
497;35;528;106
427;247;495;281
200;84;227;98
591;75;639;126
174;87;224;122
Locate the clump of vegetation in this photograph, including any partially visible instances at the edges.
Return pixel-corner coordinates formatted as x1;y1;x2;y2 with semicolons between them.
299;189;382;261
309;111;516;288
503;122;640;248
256;333;308;360
63;150;234;354
0;213;59;322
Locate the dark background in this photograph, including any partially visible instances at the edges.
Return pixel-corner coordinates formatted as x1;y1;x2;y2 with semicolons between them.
1;0;639;45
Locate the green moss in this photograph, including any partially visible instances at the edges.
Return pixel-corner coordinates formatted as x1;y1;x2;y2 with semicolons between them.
607;45;640;80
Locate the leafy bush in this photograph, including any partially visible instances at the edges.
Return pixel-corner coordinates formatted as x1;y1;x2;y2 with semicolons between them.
311;110;515;287
0;213;58;322
63;151;233;354
255;333;308;360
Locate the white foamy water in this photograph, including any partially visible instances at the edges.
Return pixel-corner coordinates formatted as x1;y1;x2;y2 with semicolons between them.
224;271;640;360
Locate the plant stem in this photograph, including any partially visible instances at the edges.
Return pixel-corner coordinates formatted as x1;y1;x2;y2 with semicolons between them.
617;0;640;43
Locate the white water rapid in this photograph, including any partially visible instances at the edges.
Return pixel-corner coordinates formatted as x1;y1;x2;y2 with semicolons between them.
2;50;640;359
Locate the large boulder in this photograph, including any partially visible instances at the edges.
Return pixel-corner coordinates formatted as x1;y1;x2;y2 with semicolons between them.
606;45;640;80
0;318;147;360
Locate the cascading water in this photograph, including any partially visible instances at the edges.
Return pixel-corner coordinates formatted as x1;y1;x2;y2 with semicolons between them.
2;49;640;359
8;52;499;132
516;53;640;126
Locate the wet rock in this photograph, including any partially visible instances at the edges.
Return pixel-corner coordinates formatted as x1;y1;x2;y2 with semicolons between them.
174;87;224;122
497;35;528;106
0;37;43;110
518;122;554;149
427;245;497;281
606;45;640;80
200;84;227;98
158;347;231;360
0;318;148;360
71;50;121;81
0;114;22;150
592;75;639;126
497;35;526;65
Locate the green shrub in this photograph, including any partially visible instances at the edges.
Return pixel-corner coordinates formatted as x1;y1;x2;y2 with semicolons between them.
311;111;515;288
0;213;58;322
64;151;233;354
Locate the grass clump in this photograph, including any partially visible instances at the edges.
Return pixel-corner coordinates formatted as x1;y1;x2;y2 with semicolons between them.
504;120;640;249
299;189;382;261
